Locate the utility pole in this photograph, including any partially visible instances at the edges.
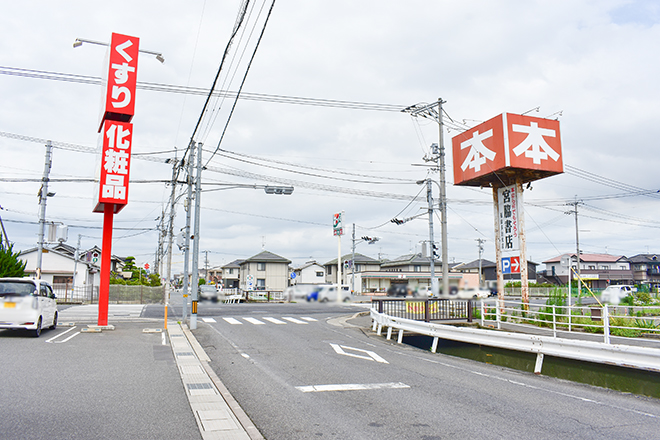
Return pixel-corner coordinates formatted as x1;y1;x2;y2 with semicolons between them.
190;141;203;330
36;141;53;279
437;99;449;299
164;156;179;325
71;234;81;302
425;178;437;294
182;143;195;322
404;100;449;297
566;198;582;302
351;223;356;294
476;238;486;288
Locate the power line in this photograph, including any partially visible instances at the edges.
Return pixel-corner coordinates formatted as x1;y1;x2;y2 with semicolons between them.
0;65;404;112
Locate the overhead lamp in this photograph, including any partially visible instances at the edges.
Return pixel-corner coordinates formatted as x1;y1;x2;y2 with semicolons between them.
73;37;165;63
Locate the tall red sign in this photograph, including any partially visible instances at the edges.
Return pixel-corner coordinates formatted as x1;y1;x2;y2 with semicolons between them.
93;120;133;213
452;113;563;186
99;33;140;132
94;33;141;327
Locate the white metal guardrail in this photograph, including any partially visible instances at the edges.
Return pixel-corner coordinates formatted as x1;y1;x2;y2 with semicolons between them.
370;308;660;374
481;299;660;344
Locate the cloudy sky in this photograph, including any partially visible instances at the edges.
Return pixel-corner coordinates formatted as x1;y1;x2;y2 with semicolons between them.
2;0;660;276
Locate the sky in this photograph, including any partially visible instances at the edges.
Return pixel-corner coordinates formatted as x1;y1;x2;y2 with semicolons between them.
2;0;660;276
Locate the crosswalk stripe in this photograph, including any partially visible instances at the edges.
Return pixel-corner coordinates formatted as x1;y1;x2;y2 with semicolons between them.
201;318;216;323
301;317;317;322
223;317;243;325
243;317;265;325
263;317;286;324
282;317;308;324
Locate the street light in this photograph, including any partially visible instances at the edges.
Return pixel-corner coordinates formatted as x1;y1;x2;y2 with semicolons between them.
73;37;165;63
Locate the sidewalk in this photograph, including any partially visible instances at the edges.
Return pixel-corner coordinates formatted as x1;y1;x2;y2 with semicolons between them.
53;304;260;440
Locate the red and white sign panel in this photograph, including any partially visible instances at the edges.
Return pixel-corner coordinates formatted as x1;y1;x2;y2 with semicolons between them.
93;120;133;213
452;113;563;186
99;33;140;132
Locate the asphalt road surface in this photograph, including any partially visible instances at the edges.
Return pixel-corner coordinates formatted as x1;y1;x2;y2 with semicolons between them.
190;301;660;440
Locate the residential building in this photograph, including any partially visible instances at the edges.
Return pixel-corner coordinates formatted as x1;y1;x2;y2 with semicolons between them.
541;253;632;289
221;259;243;289
291;260;326;285
453;259;538;291
628;254;660;290
239;251;291;293
323;253;381;293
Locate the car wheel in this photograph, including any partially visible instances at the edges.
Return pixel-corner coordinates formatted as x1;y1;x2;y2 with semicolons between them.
320;297;328;303
343;297;351;302
33;317;42;338
49;312;58;330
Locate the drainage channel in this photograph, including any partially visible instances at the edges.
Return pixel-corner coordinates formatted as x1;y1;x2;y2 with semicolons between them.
402;334;660;398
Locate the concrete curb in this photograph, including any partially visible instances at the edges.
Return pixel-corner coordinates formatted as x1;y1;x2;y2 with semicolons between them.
169;322;263;440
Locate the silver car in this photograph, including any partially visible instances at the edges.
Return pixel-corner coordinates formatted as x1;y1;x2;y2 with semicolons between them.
0;278;58;337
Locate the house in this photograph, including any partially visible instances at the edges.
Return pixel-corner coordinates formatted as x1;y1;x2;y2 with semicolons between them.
541;253;632;289
325;253;466;294
221;259;243;289
323;253;381;293
452;258;537;290
628;254;660;290
239;251;291;292
291;260;326;285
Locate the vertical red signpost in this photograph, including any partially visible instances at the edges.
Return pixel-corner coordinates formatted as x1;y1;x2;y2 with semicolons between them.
93;33;140;326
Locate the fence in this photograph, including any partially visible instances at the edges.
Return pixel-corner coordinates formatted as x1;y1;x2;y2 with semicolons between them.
371;298;476;322
52;284;164;304
481;298;660;344
245;290;285;302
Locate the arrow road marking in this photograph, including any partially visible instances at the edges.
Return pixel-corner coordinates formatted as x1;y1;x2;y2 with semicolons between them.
330;343;389;363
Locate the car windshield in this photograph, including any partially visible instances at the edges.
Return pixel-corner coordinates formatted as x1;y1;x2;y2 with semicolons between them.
0;281;36;297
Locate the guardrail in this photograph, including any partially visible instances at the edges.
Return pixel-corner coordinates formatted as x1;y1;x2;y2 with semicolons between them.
370;307;660;373
245;290;284;302
371;298;476;322
481;299;660;344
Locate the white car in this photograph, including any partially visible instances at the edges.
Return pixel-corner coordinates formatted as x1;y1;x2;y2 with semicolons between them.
456;287;491;299
0;278;58;337
307;285;351;302
601;285;636;304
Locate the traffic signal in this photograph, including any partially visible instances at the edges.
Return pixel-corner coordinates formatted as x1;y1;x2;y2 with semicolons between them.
391;218;403;225
432;243;439;259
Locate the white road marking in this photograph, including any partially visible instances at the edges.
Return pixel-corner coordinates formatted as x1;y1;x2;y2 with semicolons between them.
162;331;166;345
330;343;389;363
301;317;317;322
296;382;409;393
223;317;243;325
244;317;265;325
263;317;286;324
201;318;217;323
282;317;307;324
46;326;80;344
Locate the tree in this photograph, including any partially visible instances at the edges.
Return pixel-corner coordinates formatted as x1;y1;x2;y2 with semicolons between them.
0;243;27;277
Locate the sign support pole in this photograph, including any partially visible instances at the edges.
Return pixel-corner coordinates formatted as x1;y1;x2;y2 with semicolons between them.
492;187;504;306
98;203;114;326
516;179;529;307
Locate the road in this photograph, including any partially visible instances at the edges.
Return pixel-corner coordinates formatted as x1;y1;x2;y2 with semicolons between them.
188;300;660;440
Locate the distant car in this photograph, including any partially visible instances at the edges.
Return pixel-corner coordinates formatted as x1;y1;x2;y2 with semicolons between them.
387;284;410;297
456;287;491;299
0;278;58;337
199;285;219;302
601;285;636;304
307;285;351;302
416;286;433;297
285;285;321;301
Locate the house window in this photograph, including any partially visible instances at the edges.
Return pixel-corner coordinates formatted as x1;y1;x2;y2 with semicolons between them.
588;265;596;270
600;265;609;270
229;268;233;274
256;279;266;290
257;262;266;271
414;265;421;272
316;271;324;277
328;266;332;275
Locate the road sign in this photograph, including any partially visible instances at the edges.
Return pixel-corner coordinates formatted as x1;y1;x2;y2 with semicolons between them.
501;256;520;274
290;272;297;279
144;263;150;270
